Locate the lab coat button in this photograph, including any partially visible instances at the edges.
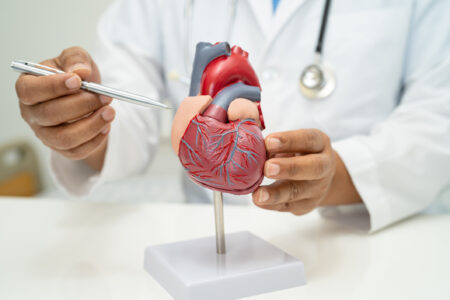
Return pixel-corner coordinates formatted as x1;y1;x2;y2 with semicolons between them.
261;68;279;83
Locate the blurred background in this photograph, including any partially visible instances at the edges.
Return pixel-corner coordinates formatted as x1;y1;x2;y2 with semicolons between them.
0;0;183;202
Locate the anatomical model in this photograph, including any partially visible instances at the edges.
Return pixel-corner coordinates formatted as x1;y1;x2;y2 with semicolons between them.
171;42;266;195
147;43;305;297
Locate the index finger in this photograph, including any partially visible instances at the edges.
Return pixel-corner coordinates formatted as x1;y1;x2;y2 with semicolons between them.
265;129;326;154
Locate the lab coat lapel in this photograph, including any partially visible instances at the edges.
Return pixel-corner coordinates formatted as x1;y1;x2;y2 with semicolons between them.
269;0;309;43
246;0;309;61
246;0;273;37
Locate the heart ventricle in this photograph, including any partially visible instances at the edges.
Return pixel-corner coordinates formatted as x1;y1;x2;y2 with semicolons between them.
179;114;265;195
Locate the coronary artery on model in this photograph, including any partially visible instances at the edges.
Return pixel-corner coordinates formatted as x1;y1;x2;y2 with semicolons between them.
171;42;266;195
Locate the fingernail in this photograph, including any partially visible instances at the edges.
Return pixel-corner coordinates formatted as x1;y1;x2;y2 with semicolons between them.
267;137;281;150
99;95;112;105
101;125;111;135
69;63;90;72
266;163;280;177
101;108;115;122
258;189;270;203
65;76;80;90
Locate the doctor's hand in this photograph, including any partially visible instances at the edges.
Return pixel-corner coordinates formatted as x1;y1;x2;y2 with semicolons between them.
15;47;114;171
252;129;362;216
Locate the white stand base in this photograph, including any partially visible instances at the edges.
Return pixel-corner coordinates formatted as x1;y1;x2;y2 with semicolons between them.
144;231;305;300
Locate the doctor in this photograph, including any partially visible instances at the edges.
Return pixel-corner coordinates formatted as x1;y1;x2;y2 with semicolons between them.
15;0;450;232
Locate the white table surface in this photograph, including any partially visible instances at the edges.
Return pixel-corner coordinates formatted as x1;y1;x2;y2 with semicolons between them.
0;197;449;300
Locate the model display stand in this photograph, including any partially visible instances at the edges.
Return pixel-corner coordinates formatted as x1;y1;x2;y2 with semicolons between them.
144;192;306;300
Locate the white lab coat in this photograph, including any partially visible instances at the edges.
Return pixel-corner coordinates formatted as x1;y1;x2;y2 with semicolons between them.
50;0;450;232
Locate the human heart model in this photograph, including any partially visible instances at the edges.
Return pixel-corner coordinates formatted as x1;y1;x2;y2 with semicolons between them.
171;42;266;195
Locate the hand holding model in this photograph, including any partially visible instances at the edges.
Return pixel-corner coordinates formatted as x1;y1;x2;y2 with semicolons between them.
14;47;114;171
253;129;340;215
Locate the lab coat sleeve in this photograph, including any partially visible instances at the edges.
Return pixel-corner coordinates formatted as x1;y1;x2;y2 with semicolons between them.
50;0;166;196
325;0;450;232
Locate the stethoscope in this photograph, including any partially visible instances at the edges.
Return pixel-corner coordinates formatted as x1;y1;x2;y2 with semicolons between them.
299;0;335;99
172;0;335;100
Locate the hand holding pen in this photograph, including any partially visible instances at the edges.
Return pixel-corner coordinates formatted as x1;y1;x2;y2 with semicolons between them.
13;47;167;170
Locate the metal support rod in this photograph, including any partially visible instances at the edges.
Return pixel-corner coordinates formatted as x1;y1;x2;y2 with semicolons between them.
213;191;226;255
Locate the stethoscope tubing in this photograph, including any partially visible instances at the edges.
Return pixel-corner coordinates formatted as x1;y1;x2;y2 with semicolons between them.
315;0;332;56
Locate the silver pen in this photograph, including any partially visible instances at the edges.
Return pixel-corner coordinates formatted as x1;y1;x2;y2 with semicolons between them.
10;60;171;110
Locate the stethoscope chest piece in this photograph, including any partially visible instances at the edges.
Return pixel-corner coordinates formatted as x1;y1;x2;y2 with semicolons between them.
299;63;335;100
